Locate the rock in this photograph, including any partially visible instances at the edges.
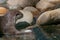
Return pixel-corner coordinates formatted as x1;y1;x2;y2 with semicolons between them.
36;0;55;12
0;7;8;16
7;0;40;9
23;6;40;18
0;0;7;4
36;8;60;25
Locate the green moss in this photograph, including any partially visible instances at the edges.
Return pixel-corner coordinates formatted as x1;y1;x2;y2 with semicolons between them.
42;25;56;34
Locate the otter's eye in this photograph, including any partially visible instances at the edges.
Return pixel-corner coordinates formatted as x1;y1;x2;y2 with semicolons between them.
16;12;23;21
16;14;21;20
16;14;21;19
